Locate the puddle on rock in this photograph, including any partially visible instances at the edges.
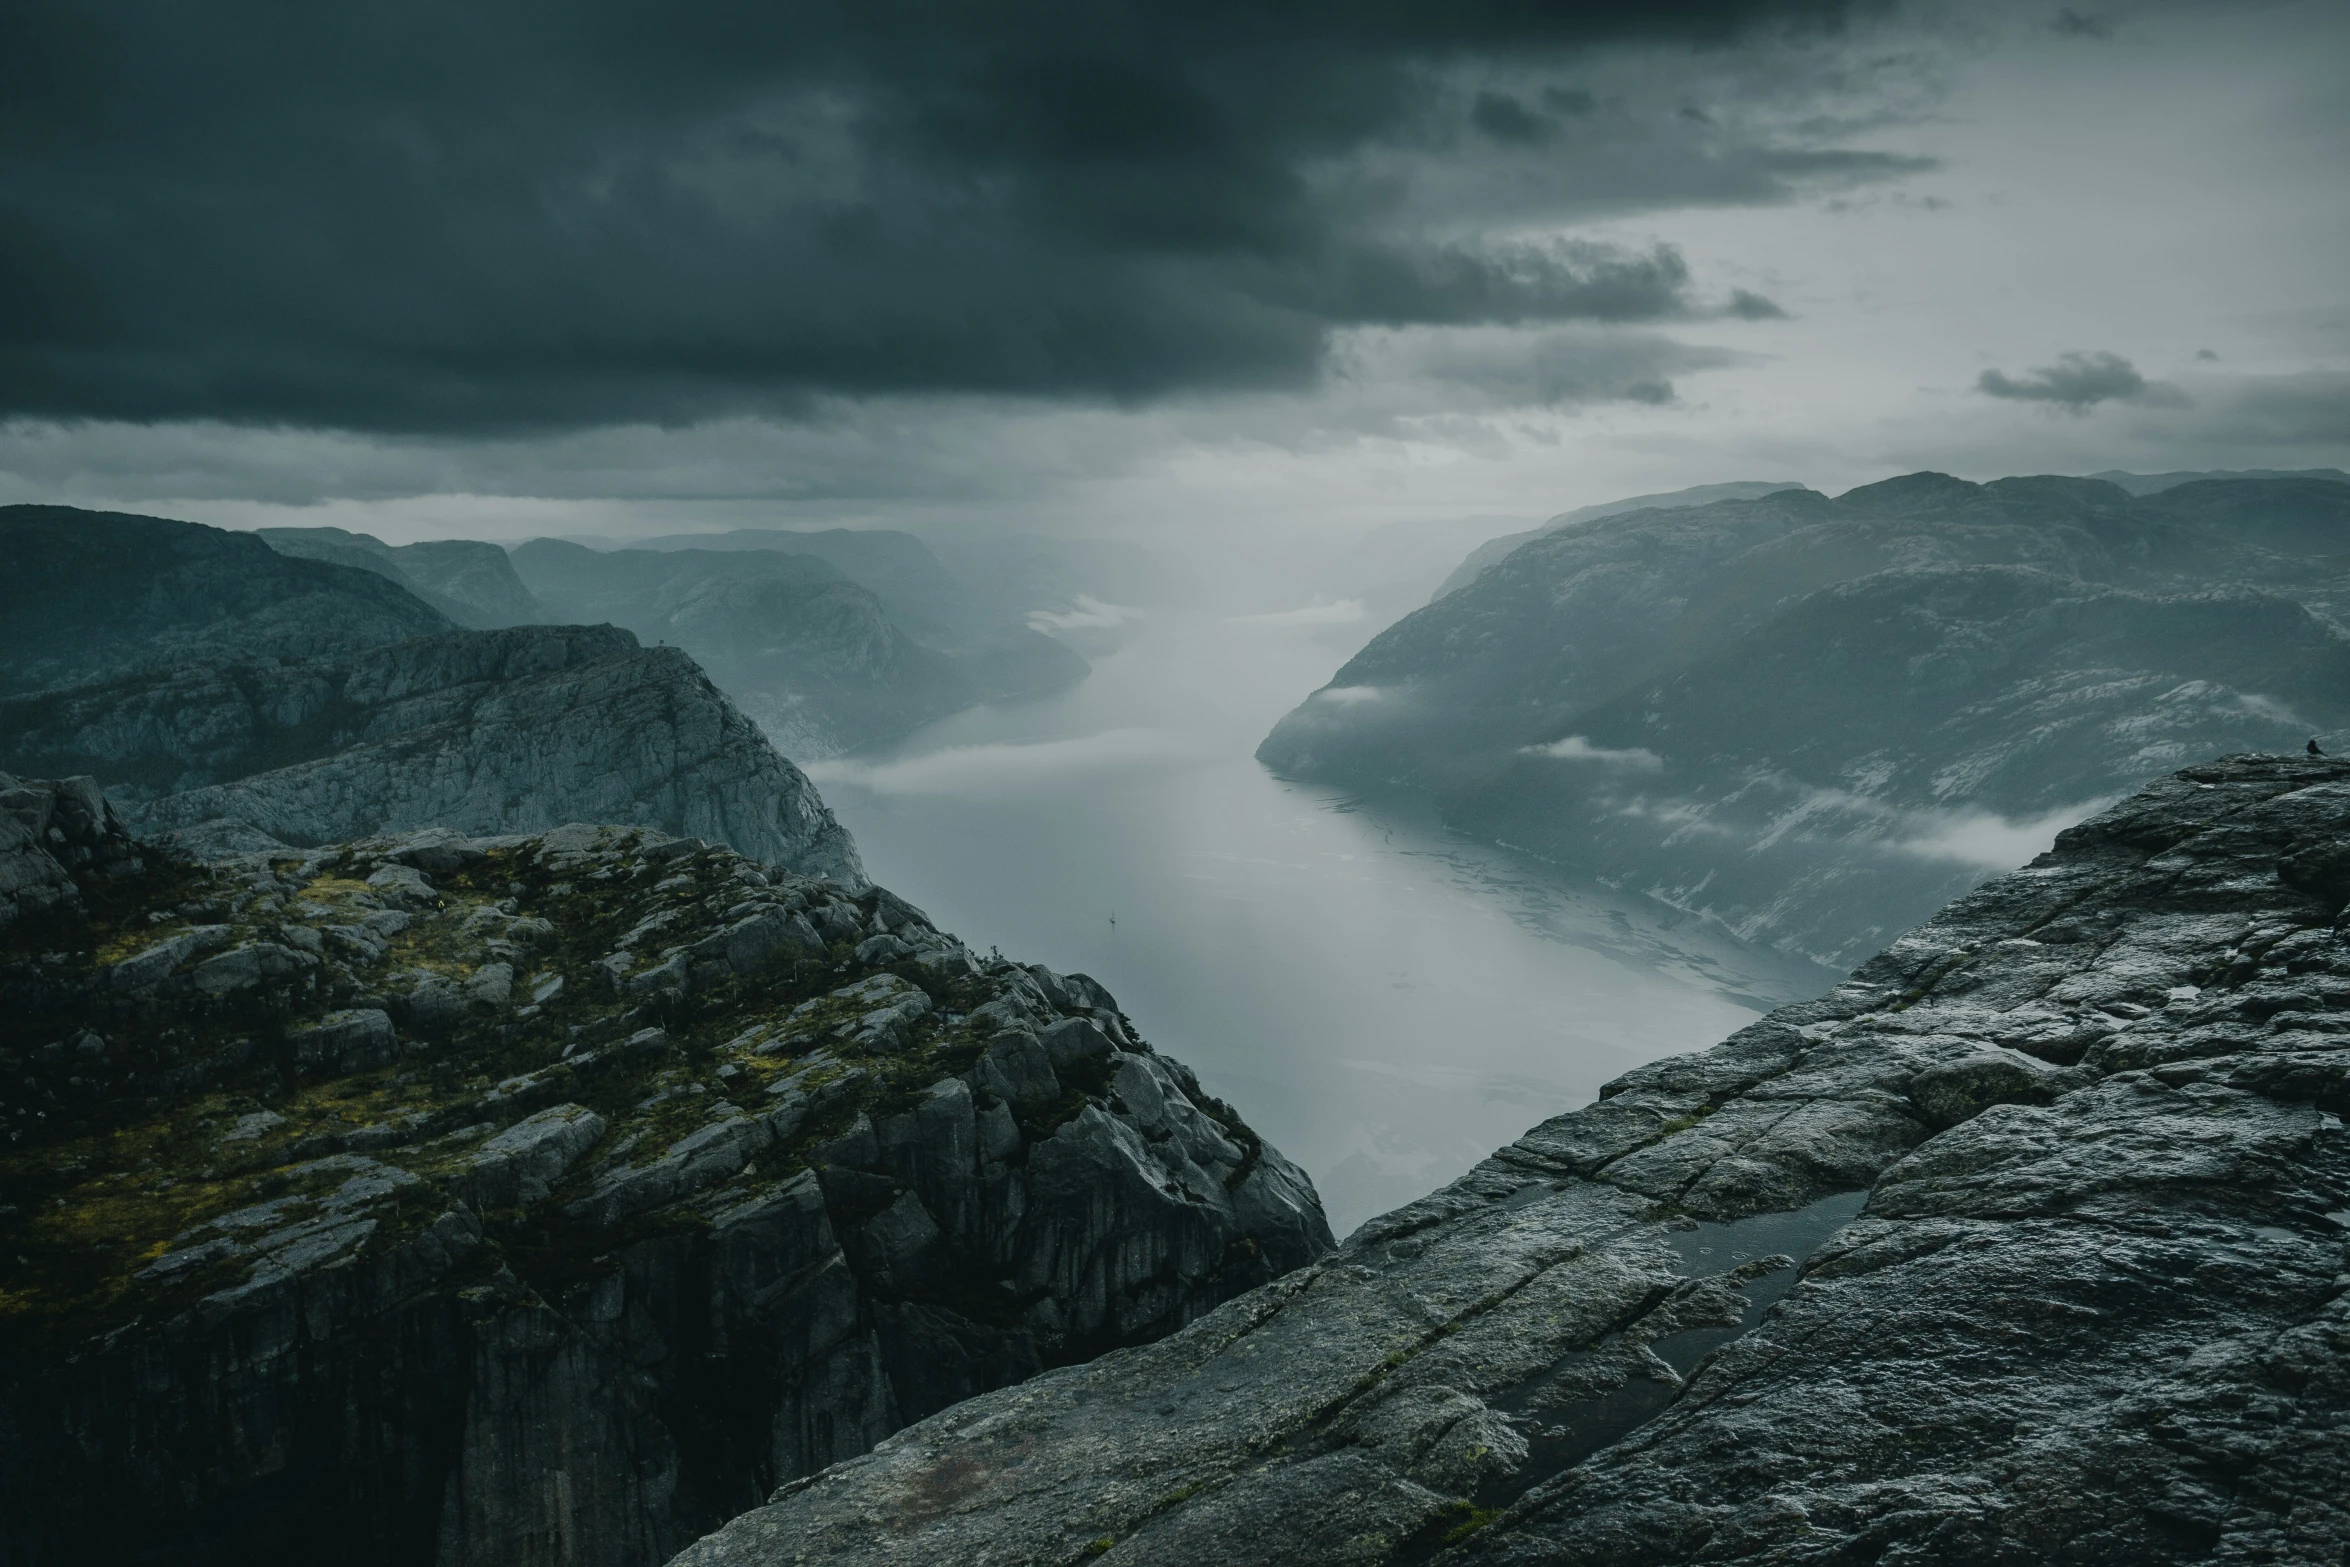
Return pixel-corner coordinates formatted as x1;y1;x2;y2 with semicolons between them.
1488;1191;1868;1491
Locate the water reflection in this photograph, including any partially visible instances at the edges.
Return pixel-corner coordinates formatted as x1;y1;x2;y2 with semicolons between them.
803;609;1836;1237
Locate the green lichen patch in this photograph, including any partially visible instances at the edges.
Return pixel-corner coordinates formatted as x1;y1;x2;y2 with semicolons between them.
2;820;1195;1362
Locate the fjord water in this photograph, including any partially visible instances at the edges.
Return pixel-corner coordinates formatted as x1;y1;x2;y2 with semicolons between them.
805;607;1835;1237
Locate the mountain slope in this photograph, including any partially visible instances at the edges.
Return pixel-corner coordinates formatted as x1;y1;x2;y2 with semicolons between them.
0;508;863;884
1260;474;2350;967
0;504;454;696
260;524;547;627
626;527;979;642
1431;479;1808;601
2088;464;2350;495
511;539;984;757
669;752;2350;1567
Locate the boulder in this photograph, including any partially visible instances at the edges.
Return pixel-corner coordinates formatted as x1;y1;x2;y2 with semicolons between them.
453;1103;608;1208
1037;1016;1117;1074
1907;1047;2062;1128
288;1009;398;1076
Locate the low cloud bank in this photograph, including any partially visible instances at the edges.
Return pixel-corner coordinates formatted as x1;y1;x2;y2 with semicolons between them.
1976;350;2188;412
803;728;1193;797
1231;599;1367;627
1886;799;2113;868
1522;735;1665;769
1027;597;1144;634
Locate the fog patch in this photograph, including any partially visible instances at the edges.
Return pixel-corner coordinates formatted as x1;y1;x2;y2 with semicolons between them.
803;728;1193;797
1524;736;1665;769
1314;686;1390;706
1887;800;2112;868
1231;599;1366;627
1028;596;1143;634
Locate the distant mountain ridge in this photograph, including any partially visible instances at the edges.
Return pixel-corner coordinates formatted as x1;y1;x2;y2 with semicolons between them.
0;505;453;696
1260;472;2350;968
617;527;1171;640
1432;479;1809;600
2087;465;2350;495
1429;470;2350;602
258;524;547;627
0;507;862;882
245;521;1097;761
508;538;1084;758
622;526;979;643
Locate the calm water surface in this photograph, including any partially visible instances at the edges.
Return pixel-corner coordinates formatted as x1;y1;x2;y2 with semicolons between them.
805;610;1834;1236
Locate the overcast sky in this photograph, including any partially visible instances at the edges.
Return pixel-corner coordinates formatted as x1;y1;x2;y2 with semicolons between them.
2;0;2343;547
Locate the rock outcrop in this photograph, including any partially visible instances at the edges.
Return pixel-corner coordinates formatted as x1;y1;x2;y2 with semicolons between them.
4;623;864;883
673;753;2350;1567
0;803;1330;1567
1261;474;2350;969
0;771;145;930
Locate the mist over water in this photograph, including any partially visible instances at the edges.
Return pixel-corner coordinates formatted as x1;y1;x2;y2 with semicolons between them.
806;603;1837;1237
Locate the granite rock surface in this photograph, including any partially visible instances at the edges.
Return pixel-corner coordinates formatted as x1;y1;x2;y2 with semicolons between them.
0;772;146;930
673;753;2350;1567
0;805;1330;1566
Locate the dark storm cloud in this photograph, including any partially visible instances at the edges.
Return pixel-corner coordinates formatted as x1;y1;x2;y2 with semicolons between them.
2051;10;2116;39
1392;327;1758;409
1977;351;2186;411
1471;92;1560;146
0;0;1884;434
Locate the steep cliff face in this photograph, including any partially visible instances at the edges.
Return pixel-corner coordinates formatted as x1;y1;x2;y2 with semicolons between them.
259;526;547;629
0;624;864;885
674;753;2350;1567
0;505;454;697
0;790;1331;1567
1260;475;2350;968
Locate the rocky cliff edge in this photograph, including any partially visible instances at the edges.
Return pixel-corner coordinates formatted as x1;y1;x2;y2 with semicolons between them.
674;753;2350;1567
0;783;1332;1566
2;623;866;886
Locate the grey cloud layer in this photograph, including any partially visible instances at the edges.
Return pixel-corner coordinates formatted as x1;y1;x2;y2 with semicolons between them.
1;0;1895;433
1977;350;2186;411
0;325;1762;511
